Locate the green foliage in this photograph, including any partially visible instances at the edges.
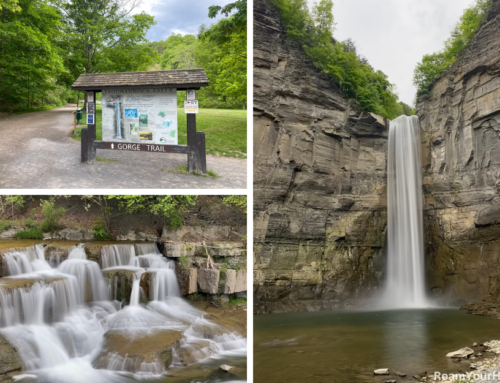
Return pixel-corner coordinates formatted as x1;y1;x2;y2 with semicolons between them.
0;220;15;231
23;217;38;230
160;4;247;109
107;196;197;228
222;196;247;213
228;296;246;306
92;218;113;240
180;256;189;267
233;262;246;271
0;0;21;12
39;198;66;233
414;0;492;95
220;262;228;277
0;0;65;111
200;0;247;44
160;34;197;70
14;229;43;239
0;196;25;218
399;101;416;116
270;0;404;119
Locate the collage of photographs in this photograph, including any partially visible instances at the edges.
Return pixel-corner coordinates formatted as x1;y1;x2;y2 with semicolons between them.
2;0;500;382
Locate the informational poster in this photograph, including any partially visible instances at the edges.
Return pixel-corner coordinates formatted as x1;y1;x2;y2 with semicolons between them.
102;88;178;145
87;114;94;124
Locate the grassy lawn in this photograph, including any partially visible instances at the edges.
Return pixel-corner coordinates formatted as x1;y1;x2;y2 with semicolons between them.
177;108;246;159
70;106;246;159
71;104;103;142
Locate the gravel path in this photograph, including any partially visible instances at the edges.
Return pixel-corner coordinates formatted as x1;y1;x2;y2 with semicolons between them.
0;105;247;189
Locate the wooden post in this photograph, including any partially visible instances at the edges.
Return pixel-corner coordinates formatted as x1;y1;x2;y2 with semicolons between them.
81;128;89;163
187;113;197;172
196;132;207;174
73;111;77;135
187;113;207;174
88;123;96;161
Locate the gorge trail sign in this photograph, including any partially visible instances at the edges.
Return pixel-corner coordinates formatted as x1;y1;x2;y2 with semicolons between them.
71;69;209;174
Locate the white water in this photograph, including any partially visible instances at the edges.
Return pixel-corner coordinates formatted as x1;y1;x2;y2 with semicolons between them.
380;115;430;308
0;243;246;382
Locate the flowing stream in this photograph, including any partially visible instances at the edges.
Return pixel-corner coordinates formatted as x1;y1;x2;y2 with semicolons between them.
380;114;430;308
0;243;246;382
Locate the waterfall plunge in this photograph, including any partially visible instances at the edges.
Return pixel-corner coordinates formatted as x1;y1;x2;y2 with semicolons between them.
381;115;430;308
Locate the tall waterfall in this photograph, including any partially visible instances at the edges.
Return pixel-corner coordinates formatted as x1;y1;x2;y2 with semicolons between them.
382;115;429;308
0;242;246;382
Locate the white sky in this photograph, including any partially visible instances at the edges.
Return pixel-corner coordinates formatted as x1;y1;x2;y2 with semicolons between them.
307;0;477;105
131;0;233;42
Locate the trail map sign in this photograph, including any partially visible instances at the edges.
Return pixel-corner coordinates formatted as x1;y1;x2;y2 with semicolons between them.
71;69;209;174
103;89;178;145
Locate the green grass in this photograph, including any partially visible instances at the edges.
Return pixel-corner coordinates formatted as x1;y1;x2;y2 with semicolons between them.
71;104;103;141
177;108;246;159
14;229;44;239
96;157;118;162
70;106;246;159
228;297;247;306
168;165;219;179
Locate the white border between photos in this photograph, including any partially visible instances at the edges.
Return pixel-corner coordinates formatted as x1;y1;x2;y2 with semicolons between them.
4;0;255;381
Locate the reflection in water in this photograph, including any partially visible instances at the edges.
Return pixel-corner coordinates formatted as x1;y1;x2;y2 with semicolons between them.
381;310;428;371
255;309;500;383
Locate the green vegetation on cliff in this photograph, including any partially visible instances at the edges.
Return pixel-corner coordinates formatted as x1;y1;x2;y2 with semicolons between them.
414;0;492;95
270;0;406;119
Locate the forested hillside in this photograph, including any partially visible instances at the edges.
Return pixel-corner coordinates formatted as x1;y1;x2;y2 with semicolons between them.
269;0;412;119
0;0;246;112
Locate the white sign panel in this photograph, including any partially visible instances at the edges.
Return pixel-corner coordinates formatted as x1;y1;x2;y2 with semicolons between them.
187;89;196;101
87;92;94;103
184;100;199;114
102;89;178;145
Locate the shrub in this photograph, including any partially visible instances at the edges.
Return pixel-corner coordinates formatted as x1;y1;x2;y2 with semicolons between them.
39;198;66;233
92;218;113;240
14;229;44;240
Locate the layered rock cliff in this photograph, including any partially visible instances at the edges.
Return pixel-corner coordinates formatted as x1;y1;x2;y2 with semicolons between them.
253;0;388;313
417;0;500;304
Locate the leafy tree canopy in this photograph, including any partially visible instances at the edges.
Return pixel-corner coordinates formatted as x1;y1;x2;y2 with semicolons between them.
414;0;492;96
200;0;246;44
270;0;404;119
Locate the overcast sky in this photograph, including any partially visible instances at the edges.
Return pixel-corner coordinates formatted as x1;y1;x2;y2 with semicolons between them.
132;0;233;42
306;0;476;105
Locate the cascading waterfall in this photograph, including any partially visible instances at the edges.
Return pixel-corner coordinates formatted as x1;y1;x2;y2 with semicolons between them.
0;242;246;382
380;115;430;308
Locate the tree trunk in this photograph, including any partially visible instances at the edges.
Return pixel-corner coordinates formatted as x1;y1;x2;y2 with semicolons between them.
242;99;246;110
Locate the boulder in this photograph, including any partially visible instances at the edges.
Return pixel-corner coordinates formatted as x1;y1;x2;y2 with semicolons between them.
0;228;20;239
446;347;474;358
198;268;220;294
374;369;389;375
220;364;236;372
103;269;138;303
0;334;22;381
175;267;198;296
93;330;182;372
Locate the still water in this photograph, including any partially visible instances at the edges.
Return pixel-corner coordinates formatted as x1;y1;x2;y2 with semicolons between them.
254;309;500;382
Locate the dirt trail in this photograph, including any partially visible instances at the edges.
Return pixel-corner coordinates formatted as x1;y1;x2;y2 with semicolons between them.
0;105;246;189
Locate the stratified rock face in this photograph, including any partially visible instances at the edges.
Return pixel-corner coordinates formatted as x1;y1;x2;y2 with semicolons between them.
254;0;388;313
417;0;500;304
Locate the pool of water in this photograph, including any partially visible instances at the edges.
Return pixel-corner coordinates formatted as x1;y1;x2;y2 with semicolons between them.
254;309;500;382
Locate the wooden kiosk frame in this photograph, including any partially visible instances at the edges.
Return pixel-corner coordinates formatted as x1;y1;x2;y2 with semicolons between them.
71;69;209;174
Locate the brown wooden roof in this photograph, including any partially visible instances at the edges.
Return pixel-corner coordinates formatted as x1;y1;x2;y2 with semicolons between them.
71;69;209;91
